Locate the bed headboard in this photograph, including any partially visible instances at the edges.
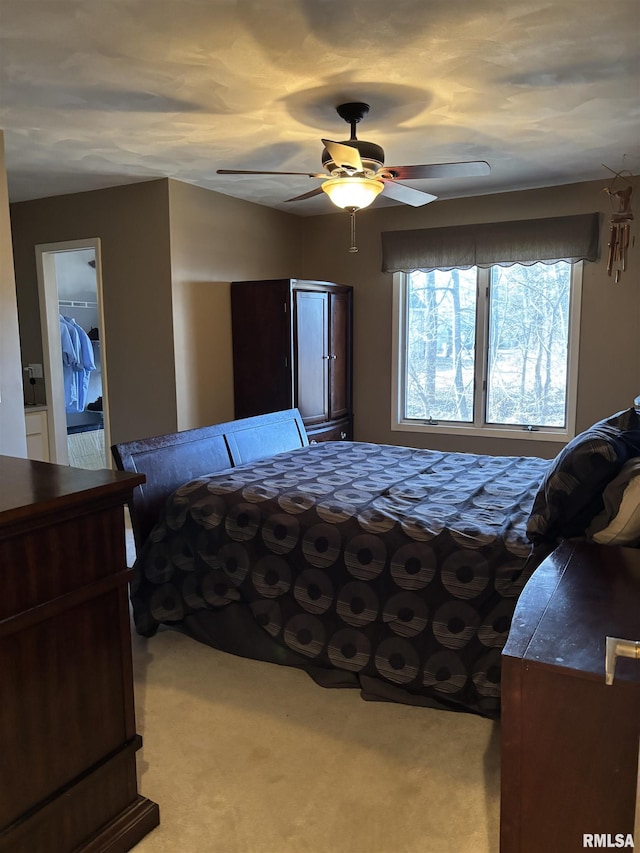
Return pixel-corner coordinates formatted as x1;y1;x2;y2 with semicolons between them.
112;408;308;553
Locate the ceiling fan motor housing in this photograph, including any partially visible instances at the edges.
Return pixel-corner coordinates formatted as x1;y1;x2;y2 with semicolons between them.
322;139;385;176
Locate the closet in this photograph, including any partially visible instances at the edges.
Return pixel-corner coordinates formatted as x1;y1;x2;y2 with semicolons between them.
55;249;105;468
231;279;353;442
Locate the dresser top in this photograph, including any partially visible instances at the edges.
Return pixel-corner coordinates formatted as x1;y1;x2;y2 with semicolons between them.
0;454;143;525
504;541;640;683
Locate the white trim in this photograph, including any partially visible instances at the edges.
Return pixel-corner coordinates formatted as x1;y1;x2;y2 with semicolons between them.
475;268;490;425
391;262;583;443
36;249;68;464
391;420;571;443
93;239;112;462
390;272;404;430
564;260;584;439
35;238;112;467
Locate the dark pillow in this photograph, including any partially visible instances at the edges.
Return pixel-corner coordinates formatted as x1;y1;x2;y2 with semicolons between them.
526;406;640;545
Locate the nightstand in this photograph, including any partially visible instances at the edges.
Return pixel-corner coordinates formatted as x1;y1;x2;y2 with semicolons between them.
500;541;640;852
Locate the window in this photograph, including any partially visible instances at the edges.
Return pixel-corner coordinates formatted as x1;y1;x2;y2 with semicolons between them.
392;261;583;440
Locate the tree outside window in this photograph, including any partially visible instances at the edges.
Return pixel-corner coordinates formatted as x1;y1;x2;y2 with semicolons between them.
399;261;578;434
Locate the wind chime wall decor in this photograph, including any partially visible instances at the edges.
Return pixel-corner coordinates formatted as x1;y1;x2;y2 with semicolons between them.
605;173;635;283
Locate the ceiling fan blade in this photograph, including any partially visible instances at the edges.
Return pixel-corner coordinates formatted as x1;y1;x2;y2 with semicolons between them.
284;187;326;203
381;161;491;180
217;169;325;177
381;179;438;207
321;139;363;172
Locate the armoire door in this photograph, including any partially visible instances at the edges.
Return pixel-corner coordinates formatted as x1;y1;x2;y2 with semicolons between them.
328;291;350;421
294;290;328;426
231;279;292;418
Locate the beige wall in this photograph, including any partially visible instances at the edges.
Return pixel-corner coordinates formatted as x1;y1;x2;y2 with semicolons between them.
0;131;28;457
10;180;177;445
9;175;638;456
167;179;302;430
10;178;303;444
299;179;640;458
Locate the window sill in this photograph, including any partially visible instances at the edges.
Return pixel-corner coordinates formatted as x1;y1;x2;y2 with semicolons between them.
391;420;573;443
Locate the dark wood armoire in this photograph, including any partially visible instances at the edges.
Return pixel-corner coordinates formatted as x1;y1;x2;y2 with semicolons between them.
231;279;353;442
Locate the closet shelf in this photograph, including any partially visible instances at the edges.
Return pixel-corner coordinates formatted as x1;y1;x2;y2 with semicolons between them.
59;299;98;309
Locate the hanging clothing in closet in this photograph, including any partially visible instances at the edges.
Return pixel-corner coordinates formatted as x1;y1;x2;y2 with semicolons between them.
59;314;96;412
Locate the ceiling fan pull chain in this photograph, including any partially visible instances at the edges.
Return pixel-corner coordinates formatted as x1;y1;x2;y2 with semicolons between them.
349;210;359;253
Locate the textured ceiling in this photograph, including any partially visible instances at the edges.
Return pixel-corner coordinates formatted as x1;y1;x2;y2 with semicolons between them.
1;0;639;215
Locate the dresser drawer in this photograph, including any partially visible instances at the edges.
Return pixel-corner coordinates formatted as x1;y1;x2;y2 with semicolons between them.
306;419;352;443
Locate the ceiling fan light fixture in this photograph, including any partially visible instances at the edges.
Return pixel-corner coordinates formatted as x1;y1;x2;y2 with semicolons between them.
321;177;383;211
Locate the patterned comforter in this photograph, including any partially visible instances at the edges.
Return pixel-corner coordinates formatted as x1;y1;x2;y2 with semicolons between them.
132;441;552;717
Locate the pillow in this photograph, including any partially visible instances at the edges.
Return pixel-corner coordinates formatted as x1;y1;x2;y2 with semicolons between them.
526;406;640;545
587;457;640;545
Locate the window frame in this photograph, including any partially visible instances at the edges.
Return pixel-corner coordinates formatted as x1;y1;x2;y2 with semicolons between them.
391;261;583;442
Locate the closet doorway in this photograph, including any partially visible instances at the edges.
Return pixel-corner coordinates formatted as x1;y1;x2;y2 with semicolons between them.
35;238;111;468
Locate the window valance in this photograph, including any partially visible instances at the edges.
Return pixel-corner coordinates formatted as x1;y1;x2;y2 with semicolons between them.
381;212;600;273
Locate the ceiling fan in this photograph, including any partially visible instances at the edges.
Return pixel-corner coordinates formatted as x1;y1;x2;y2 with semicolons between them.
217;102;491;213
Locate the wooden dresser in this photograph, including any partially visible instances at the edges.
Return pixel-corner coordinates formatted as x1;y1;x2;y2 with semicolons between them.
0;455;159;852
501;542;640;852
231;279;353;442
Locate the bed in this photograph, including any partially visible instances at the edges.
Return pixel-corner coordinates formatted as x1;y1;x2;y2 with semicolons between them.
114;405;640;719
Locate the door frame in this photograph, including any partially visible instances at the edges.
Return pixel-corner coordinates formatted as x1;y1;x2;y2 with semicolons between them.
35;238;111;466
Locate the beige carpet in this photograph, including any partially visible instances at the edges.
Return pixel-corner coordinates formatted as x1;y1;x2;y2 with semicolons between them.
129;625;501;853
67;427;107;469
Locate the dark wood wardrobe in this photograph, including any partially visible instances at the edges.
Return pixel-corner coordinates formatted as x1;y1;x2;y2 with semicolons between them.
231;279;353;442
